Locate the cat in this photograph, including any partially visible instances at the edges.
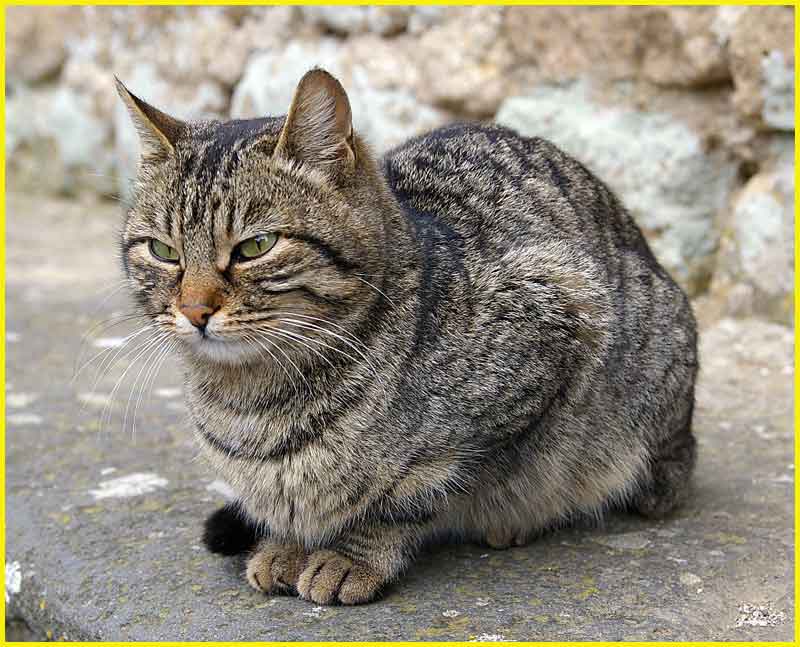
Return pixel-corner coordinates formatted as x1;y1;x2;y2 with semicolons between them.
116;68;698;605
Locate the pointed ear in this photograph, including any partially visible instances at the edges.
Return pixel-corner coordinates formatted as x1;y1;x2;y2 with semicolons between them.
273;69;356;180
115;77;185;159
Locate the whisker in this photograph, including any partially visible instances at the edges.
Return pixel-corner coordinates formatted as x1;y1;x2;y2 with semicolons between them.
124;335;168;438
352;275;398;307
263;327;336;370
250;331;310;392
74;304;156;376
130;336;177;439
270;317;389;399
266;311;368;348
99;331;171;434
73;318;156;382
242;333;299;396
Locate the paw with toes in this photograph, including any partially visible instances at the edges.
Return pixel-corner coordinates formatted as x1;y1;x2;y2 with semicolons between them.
296;549;384;605
246;542;307;595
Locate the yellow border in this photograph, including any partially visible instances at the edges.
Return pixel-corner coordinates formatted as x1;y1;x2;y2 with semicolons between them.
2;1;797;646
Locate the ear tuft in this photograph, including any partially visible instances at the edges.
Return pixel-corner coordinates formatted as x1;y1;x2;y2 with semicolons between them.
273;68;356;180
115;77;186;159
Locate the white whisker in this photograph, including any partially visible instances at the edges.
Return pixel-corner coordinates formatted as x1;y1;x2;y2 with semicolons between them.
242;333;299;396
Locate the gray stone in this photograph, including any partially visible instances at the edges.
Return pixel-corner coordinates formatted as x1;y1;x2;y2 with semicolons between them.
708;152;794;325
5;191;794;640
760;50;794;131
495;81;737;295
7;84;116;197
231;41;448;155
7;6;84;84
414;7;518;117
640;7;731;87
301;6;410;36
729;7;795;130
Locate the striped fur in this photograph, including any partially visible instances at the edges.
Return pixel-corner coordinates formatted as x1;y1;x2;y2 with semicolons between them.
118;69;698;605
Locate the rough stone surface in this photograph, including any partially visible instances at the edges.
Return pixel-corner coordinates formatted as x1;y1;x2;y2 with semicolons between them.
495;81;737;296
639;7;731;87
709;151;795;325
503;7;642;82
729;7;795;130
6;84;116;197
501;7;734;89
6;192;794;641
300;6;411;37
413;6;518;117
6;6;83;84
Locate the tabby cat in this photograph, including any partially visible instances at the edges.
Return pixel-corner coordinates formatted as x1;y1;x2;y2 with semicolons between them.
116;68;697;605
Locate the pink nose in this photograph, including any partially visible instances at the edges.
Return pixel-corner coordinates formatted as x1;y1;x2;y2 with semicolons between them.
179;303;218;329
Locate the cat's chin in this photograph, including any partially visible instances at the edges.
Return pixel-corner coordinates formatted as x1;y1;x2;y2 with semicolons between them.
181;337;259;365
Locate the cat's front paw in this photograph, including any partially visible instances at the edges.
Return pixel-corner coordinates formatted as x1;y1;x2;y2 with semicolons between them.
296;549;384;605
246;541;307;595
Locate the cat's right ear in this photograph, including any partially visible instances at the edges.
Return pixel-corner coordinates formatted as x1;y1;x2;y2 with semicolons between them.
115;77;185;160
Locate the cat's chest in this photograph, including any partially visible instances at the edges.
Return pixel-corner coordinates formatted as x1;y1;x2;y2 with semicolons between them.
188;391;360;542
199;433;351;542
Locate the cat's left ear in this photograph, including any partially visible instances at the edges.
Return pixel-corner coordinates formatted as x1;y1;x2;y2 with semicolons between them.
115;77;186;160
273;68;356;181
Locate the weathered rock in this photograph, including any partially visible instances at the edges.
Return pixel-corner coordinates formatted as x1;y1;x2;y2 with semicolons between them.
407;7;448;35
504;6;732;88
504;7;642;82
231;40;449;155
7;6;84;83
415;7;519;116
729;7;794;130
640;7;731;87
7;84;115;197
301;6;411;36
709;151;794;325
496;81;737;295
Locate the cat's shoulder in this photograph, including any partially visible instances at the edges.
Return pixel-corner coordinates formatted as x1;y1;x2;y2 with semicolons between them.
383;121;532;157
381;121;581;181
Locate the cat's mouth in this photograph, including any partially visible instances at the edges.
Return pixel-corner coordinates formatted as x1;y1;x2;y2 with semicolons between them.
181;333;256;364
172;311;253;363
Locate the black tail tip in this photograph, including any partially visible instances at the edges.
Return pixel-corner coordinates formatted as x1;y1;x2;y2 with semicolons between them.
202;502;260;556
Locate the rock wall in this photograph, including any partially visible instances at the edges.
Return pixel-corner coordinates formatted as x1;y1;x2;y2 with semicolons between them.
6;6;794;322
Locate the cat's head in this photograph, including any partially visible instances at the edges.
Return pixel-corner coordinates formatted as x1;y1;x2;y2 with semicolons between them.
117;69;391;367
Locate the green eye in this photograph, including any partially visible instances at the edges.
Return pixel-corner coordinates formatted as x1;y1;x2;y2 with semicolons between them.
149;239;179;262
236;233;278;260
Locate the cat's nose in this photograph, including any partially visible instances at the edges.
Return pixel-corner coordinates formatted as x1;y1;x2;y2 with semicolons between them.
179;303;219;330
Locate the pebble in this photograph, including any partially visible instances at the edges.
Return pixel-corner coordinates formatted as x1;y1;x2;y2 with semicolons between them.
89;473;168;500
7;393;38;408
5;561;21;603
734;603;786;627
7;413;43;426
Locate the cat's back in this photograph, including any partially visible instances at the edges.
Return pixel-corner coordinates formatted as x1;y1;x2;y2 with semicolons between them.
381;122;657;269
381;121;696;386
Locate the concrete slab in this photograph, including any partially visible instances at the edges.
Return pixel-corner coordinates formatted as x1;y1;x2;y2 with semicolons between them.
6;192;794;640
